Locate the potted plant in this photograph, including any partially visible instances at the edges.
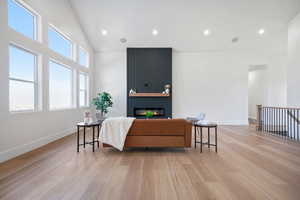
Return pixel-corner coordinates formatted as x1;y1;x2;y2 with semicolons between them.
92;92;113;120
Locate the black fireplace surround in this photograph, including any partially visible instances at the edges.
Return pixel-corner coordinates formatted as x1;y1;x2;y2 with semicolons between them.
127;48;172;118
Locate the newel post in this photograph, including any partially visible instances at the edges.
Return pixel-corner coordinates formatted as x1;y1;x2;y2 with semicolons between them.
256;105;262;131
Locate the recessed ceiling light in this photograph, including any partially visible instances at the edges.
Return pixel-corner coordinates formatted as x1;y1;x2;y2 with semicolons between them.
120;38;127;43
152;29;158;36
232;37;239;43
203;29;211;36
258;29;265;35
101;29;108;36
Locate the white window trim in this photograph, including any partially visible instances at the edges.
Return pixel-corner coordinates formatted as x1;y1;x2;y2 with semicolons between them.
48;59;75;111
79;46;89;68
9;0;39;41
9;44;39;113
79;72;89;107
48;24;75;61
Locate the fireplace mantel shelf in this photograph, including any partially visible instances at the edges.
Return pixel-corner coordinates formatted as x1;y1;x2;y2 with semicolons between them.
129;93;170;97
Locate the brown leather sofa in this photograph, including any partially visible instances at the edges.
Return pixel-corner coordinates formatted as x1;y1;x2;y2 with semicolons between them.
103;119;192;148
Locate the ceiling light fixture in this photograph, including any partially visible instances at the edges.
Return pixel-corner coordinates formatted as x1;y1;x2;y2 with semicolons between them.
120;38;127;43
232;37;239;43
258;29;265;35
152;29;158;36
101;29;108;36
203;29;211;36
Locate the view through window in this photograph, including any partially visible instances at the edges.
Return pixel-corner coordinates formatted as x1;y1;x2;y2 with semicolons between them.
49;61;73;109
9;45;37;111
8;0;36;40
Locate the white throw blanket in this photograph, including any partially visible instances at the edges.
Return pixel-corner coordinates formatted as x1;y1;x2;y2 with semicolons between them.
99;117;135;151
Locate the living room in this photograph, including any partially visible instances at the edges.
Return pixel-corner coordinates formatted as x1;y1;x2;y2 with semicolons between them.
0;0;300;199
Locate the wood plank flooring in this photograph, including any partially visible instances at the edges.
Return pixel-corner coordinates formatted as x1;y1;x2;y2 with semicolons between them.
1;125;300;200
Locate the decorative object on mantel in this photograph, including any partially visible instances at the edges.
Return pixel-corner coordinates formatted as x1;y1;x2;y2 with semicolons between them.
83;110;93;124
129;88;136;95
164;84;171;94
92;92;113;120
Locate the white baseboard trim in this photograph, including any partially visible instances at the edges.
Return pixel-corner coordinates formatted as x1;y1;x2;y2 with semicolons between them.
0;128;76;163
216;120;249;125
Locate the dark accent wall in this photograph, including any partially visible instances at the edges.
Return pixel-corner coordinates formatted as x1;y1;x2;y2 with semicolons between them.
127;48;172;118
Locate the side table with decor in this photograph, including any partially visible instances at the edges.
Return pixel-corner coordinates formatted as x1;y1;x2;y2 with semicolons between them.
194;122;218;153
76;120;104;152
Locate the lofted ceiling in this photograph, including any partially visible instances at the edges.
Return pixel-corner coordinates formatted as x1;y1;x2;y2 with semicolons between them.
69;0;300;52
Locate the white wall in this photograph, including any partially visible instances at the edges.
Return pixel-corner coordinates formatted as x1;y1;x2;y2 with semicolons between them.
0;0;94;162
266;53;287;107
94;52;127;117
287;13;300;107
94;51;250;125
172;52;248;124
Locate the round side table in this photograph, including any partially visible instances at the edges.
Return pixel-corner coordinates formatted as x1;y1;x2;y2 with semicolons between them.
194;123;218;153
76;120;103;152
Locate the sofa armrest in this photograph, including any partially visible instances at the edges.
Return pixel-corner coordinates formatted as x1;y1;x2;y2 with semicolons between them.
185;120;192;147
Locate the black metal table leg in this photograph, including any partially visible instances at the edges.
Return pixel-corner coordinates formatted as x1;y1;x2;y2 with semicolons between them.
200;127;203;153
77;126;79;152
194;125;197;148
97;125;100;148
208;127;210;148
83;127;86;148
92;126;95;152
215;127;218;152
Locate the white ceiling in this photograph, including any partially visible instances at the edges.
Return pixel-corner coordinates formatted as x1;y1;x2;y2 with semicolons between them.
69;0;300;52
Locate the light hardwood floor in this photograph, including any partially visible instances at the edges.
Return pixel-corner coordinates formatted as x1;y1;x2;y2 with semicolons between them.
1;126;300;200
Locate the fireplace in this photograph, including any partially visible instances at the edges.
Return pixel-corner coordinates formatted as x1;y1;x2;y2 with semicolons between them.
127;48;172;118
134;107;165;117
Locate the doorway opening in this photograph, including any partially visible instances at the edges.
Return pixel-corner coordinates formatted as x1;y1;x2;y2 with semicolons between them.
248;65;268;124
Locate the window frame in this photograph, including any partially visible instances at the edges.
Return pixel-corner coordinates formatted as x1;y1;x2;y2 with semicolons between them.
48;59;75;110
79;46;89;68
8;0;39;41
79;72;89;107
48;24;74;61
9;43;38;113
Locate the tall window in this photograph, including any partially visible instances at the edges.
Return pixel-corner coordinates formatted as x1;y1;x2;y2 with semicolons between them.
49;61;73;110
9;45;37;112
79;73;89;107
48;26;73;59
8;0;36;40
79;47;88;67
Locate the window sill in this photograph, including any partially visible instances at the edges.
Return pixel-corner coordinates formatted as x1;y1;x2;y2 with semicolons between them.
79;106;90;109
79;64;89;68
10;109;40;115
49;107;77;112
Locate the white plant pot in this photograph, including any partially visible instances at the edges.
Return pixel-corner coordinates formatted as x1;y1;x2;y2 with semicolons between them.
96;111;106;121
